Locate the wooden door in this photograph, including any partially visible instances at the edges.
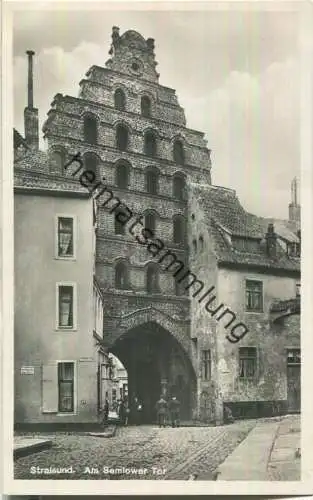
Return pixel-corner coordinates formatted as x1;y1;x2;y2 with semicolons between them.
287;349;301;413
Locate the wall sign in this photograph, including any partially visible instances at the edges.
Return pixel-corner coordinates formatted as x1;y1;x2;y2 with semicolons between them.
21;366;35;375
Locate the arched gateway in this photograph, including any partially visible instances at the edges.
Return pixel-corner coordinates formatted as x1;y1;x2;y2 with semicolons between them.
106;308;196;423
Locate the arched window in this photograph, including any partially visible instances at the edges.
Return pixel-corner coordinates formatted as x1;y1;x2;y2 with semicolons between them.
173;140;185;164
146;263;159;293
144;131;157;157
141;96;151;117
146;167;159;195
199;235;204;252
173;174;185;201
116;124;129;151
84;153;98;177
114;89;126;111
175;278;185;297
83;115;97;144
50;150;65;173
116;162;130;189
115;261;129;290
192;239;197;253
115;209;127;235
173;215;185;244
145;212;156;235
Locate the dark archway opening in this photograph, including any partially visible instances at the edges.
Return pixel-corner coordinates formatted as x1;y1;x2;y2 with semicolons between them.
110;321;196;424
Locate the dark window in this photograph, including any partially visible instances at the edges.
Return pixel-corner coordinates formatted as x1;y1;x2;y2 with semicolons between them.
173;215;185;244
144;131;157;157
58;217;74;257
112;388;117;401
146;168;159;194
199;235;204;252
116;163;129;189
115;210;127;235
175;277;185;296
145;213;156;235
201;350;211;380
141;96;151;117
173;140;185;164
84;153;98;177
192;239;197;253
246;280;263;312
51;150;65;172
287;242;300;257
146;264;159;293
114;89;126;111
173;175;185;201
83;115;97;144
58;285;74;328
233;237;260;253
116;124;128;151
58;362;74;413
296;283;301;296
239;347;257;378
115;262;129;290
287;348;301;365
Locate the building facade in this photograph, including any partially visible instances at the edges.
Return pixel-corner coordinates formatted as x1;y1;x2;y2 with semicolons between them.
14;186;102;425
188;184;300;422
14;27;300;425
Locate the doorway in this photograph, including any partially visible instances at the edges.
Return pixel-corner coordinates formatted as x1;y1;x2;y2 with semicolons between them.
287;348;301;413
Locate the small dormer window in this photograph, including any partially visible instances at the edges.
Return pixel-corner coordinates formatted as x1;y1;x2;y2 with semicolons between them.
296;283;301;296
287;242;300;257
232;236;260;253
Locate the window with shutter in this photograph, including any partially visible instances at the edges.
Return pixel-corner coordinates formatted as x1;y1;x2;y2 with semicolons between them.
41;363;58;413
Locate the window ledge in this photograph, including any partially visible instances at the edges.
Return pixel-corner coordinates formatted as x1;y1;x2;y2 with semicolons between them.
55;256;76;261
56;412;77;417
55;328;77;332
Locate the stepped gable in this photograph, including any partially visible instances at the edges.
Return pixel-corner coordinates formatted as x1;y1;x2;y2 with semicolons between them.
193;183;300;273
105;27;159;83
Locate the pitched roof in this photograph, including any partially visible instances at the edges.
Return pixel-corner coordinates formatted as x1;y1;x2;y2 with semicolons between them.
192;183;300;274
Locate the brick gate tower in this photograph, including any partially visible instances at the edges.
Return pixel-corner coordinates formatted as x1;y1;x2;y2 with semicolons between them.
38;27;212;421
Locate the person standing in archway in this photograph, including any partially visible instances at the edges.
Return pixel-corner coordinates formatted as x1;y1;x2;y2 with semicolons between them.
102;396;109;428
169;396;181;428
155;396;168;428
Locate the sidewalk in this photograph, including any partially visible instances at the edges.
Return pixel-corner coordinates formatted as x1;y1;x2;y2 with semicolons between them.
14;436;53;459
216;415;300;481
267;414;300;481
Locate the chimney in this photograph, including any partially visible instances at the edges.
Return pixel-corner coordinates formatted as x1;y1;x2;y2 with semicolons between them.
289;177;301;224
24;50;39;150
265;223;277;258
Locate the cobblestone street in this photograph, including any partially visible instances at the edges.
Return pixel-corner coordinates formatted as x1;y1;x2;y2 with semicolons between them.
14;420;256;480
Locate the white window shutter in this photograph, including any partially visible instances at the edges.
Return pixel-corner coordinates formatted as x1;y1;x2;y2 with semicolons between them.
41;363;58;413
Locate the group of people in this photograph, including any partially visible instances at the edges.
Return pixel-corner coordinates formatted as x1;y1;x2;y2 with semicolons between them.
155;395;181;428
102;395;130;427
102;394;181;428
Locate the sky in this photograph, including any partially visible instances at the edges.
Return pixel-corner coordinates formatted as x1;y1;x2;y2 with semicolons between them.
13;3;301;219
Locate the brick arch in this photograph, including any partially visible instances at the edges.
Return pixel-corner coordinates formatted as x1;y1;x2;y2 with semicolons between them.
112;82;130;98
171;133;188;146
142;126;160;138
112;119;134;134
80;109;101;125
112;306;191;355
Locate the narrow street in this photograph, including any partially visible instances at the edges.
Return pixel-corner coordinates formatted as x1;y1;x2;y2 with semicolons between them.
14;420;255;480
